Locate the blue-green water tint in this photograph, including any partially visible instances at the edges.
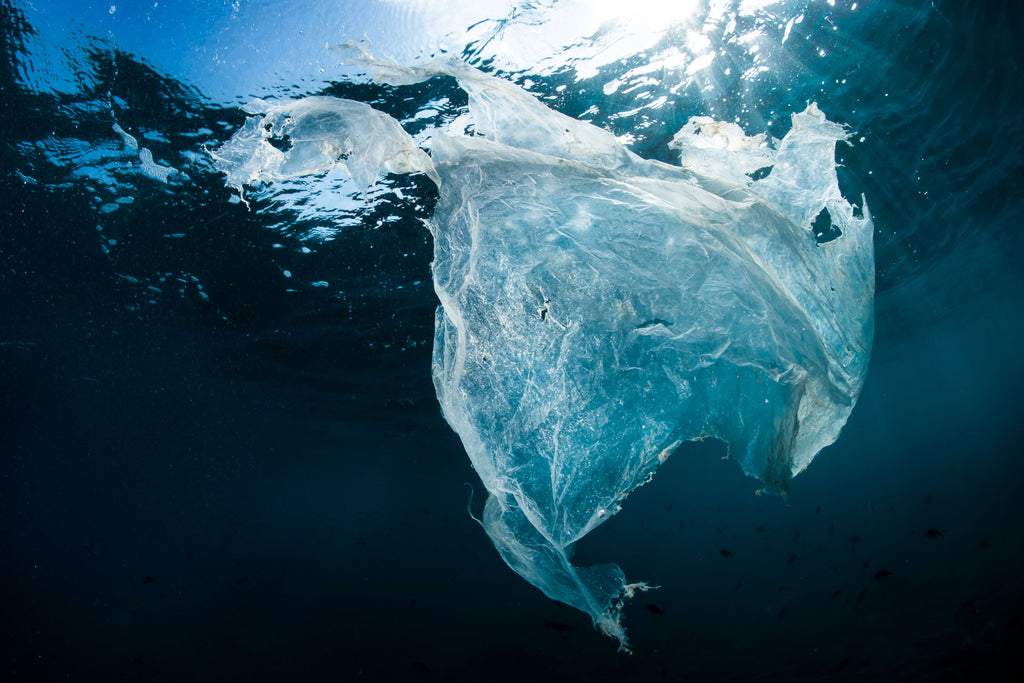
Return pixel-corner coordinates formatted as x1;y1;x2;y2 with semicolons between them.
1;1;1022;680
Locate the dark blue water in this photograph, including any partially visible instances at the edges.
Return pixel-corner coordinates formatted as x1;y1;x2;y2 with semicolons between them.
2;1;1022;681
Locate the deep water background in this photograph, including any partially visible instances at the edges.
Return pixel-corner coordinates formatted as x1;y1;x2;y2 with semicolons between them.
2;1;1022;681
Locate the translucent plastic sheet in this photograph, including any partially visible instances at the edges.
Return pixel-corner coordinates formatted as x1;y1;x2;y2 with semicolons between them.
213;51;874;650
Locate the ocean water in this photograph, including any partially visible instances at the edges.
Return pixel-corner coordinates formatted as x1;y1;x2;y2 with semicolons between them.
1;1;1022;681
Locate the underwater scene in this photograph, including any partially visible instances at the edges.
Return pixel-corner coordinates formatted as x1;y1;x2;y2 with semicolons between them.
1;1;1022;681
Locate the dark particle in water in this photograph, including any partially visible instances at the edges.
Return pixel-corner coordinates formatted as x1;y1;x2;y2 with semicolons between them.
142;575;156;585
787;554;797;565
924;528;944;539
544;620;575;632
719;549;733;557
874;569;893;580
645;603;664;615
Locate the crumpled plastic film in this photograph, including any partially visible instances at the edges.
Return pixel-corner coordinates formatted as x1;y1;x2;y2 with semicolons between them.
213;51;874;651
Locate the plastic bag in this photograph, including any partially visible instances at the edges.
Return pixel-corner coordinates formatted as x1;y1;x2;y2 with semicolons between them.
213;51;874;650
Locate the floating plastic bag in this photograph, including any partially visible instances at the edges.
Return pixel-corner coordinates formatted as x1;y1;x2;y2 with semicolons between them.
212;50;874;650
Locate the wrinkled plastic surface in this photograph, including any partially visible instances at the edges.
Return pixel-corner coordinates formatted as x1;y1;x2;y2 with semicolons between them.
211;95;438;191
213;53;874;650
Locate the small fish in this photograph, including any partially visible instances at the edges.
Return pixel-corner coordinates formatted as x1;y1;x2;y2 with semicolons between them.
856;588;868;603
645;603;664;615
830;590;841;599
874;569;893;580
816;505;821;516
719;549;734;557
849;536;860;543
756;525;765;533
924;528;944;539
787;554;797;565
